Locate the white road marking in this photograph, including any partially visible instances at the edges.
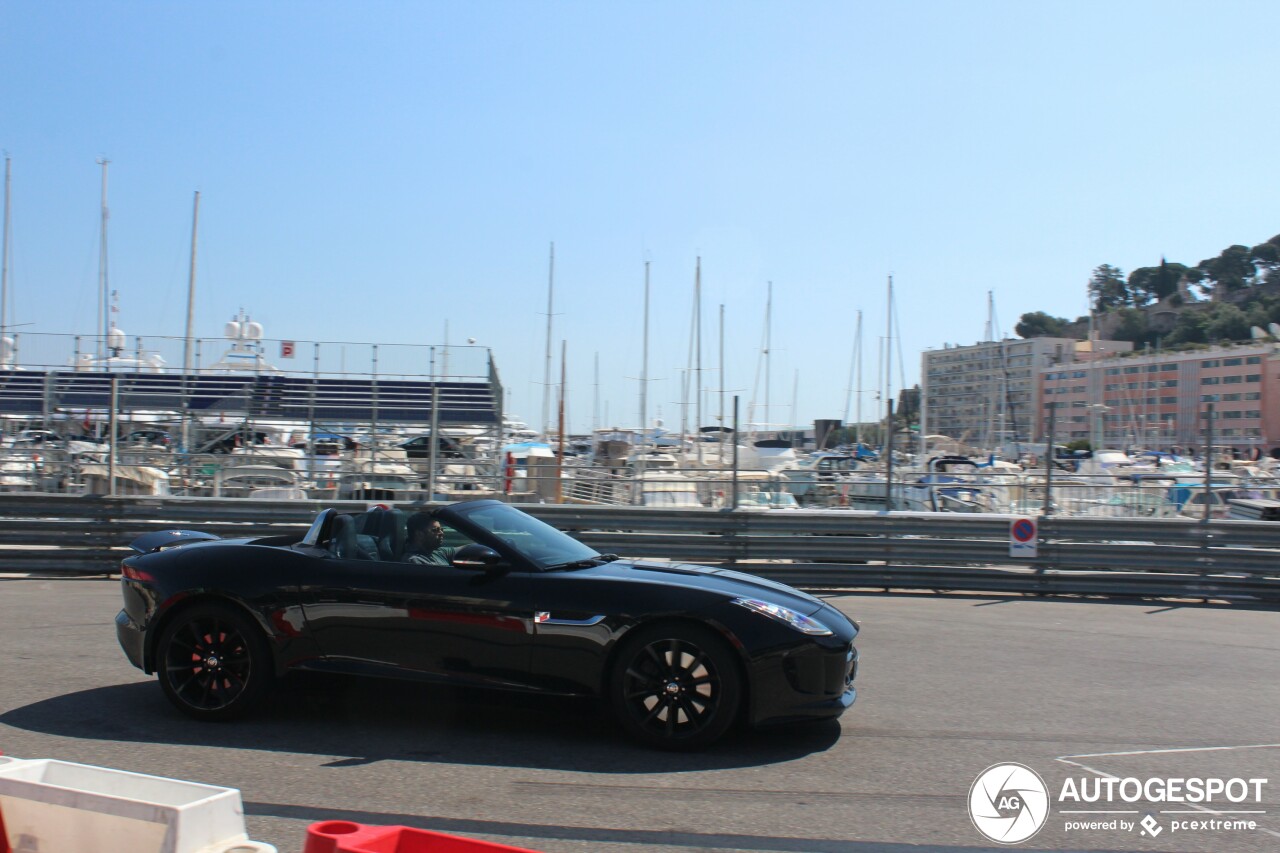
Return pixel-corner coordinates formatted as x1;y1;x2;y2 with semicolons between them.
1061;743;1280;759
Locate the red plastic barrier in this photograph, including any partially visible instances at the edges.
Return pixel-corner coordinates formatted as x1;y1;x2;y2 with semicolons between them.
304;820;541;853
0;748;7;853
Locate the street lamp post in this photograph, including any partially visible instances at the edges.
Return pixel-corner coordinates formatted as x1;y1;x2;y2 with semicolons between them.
1042;402;1057;516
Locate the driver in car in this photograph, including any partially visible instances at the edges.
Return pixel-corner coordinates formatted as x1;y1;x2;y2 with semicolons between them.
403;512;460;566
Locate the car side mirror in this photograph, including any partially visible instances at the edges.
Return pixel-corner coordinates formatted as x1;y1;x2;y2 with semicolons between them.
451;543;507;572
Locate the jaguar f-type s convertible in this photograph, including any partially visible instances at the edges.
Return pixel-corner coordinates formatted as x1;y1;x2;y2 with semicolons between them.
116;500;858;749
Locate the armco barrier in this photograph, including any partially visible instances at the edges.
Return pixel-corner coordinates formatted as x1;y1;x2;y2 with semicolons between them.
0;493;1278;600
304;820;540;852
0;756;275;853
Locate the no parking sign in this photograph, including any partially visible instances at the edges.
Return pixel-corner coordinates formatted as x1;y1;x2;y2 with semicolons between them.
1009;516;1038;558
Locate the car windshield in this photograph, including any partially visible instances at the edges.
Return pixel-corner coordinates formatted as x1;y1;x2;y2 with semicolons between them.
452;502;601;570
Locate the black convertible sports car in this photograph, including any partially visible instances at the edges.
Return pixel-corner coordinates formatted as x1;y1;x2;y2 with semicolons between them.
115;500;858;749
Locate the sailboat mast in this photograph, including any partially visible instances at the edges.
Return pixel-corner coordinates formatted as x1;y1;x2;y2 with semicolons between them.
764;281;772;434
883;275;893;456
636;261;650;500
181;190;200;452
556;340;566;503
442;319;449;377
183;191;200;377
985;290;994;450
790;368;798;441
1;156;10;339
843;308;859;423
919;353;928;458
694;257;702;465
97;159;111;364
718;303;725;465
885;275;893;409
640;260;649;435
542;242;555;437
855;309;863;445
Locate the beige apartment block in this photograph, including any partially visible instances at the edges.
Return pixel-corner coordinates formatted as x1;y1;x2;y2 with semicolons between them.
922;337;1136;449
1041;342;1280;454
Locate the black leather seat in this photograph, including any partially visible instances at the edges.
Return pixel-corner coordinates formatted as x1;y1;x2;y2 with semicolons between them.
333;513;379;560
357;508;406;561
376;509;407;561
330;514;358;559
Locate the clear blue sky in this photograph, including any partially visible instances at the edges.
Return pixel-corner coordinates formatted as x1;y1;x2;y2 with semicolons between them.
3;1;1278;433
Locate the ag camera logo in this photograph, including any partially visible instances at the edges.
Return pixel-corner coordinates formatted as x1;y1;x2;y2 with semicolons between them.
969;763;1050;844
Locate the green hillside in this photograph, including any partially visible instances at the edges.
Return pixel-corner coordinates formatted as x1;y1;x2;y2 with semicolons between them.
1017;234;1280;348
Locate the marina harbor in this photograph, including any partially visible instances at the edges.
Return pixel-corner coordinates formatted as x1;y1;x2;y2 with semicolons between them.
4;325;1277;603
1;326;1278;524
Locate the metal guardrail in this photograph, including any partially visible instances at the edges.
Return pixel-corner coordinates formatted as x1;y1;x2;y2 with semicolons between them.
0;494;1277;601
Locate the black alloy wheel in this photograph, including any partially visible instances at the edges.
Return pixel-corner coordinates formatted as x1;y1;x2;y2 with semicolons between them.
610;623;742;750
157;603;271;721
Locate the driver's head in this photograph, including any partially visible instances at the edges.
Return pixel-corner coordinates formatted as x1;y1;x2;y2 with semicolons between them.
407;511;445;550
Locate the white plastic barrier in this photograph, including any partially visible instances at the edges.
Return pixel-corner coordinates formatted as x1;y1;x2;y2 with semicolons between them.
0;758;275;853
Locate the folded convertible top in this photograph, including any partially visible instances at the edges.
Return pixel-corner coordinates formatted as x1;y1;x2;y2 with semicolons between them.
129;530;222;554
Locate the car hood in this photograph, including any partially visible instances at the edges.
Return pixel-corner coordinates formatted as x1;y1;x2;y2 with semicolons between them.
577;559;827;616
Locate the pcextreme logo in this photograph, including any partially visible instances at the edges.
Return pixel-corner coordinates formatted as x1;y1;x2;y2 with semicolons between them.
968;763;1051;844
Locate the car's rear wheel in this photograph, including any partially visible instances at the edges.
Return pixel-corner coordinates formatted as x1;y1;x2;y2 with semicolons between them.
156;603;271;721
609;623;742;750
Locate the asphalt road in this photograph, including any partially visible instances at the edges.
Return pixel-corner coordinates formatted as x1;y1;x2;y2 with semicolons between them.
1;577;1278;853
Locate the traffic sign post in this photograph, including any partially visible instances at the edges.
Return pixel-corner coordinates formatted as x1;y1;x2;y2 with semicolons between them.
1009;517;1038;559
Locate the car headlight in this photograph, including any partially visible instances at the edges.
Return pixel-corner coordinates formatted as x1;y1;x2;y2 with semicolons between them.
731;597;834;636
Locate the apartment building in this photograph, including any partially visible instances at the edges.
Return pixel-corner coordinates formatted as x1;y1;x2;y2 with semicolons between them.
921;337;1114;447
1040;343;1280;453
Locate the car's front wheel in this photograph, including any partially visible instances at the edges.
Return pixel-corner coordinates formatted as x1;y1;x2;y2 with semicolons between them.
156;602;272;721
609;623;742;750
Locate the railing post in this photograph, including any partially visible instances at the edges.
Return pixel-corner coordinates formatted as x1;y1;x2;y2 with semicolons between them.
108;374;119;497
427;347;440;502
1043;400;1056;516
731;395;739;511
370;344;380;467
308;342;319;462
1202;401;1215;524
884;400;895;511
